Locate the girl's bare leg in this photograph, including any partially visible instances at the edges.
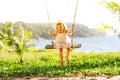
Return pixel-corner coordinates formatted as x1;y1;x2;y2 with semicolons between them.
59;48;64;67
66;48;70;64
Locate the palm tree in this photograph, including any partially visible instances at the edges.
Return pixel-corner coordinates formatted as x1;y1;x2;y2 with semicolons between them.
13;23;32;63
0;22;14;52
0;22;32;63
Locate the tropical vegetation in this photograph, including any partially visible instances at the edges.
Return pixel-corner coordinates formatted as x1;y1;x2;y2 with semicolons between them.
0;51;120;77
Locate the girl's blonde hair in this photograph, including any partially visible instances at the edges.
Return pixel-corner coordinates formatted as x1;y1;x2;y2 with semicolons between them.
54;20;67;30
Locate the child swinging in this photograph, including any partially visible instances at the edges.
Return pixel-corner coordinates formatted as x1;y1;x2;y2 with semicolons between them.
50;21;74;67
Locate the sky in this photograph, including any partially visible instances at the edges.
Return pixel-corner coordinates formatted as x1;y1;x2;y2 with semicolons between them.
0;0;120;30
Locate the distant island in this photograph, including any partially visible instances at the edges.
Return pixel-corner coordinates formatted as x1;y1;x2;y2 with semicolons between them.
12;22;106;40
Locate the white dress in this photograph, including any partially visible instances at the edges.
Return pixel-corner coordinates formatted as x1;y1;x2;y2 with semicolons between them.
54;33;71;49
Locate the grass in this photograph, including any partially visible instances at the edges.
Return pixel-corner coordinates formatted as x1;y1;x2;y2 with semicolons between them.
0;50;120;77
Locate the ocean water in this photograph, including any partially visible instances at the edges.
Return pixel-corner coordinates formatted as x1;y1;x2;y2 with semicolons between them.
29;35;120;52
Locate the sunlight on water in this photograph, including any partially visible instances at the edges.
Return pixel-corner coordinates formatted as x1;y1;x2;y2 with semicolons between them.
29;35;120;52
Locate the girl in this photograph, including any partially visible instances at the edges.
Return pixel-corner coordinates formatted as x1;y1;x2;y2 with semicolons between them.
50;21;74;67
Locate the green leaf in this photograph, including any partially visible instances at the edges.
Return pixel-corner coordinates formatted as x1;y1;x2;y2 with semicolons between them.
24;31;32;42
101;1;120;13
0;41;4;48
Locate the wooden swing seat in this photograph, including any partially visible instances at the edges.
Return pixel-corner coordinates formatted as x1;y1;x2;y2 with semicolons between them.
45;43;81;49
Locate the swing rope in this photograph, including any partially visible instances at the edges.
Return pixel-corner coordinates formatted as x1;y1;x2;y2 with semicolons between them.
73;0;79;25
45;0;55;45
71;0;79;47
45;0;51;30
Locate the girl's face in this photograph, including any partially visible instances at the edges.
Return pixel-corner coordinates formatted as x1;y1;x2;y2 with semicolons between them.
56;24;64;33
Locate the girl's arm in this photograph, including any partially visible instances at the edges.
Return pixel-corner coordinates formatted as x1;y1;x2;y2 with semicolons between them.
65;30;72;35
65;24;74;35
50;31;57;38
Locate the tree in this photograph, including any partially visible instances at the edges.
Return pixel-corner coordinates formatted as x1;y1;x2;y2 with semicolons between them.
0;22;32;63
100;0;120;37
12;23;32;63
0;22;14;52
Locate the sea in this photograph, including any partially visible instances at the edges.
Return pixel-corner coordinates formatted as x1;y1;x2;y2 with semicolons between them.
29;35;120;52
